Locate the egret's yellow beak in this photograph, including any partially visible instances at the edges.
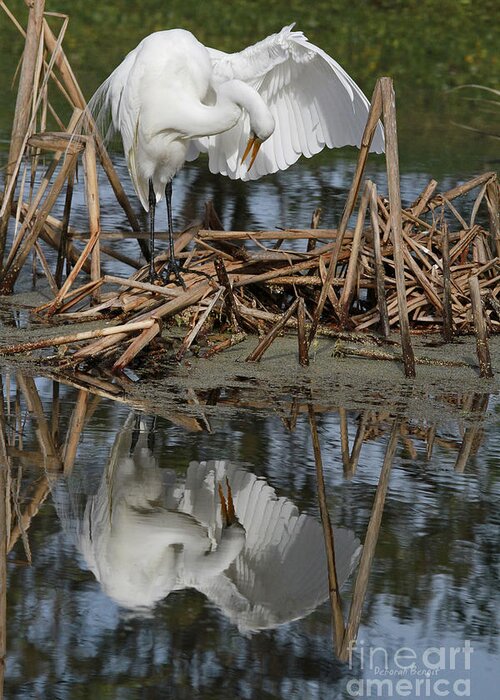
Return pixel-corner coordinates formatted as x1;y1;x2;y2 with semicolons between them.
241;134;262;171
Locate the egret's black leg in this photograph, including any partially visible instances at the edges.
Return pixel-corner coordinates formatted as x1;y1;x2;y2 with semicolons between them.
166;180;175;266
162;180;186;289
148;179;156;281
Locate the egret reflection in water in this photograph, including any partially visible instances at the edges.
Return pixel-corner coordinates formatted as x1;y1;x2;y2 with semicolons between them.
52;413;361;633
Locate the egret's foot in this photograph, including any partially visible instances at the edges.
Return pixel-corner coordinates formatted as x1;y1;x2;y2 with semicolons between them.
147;259;187;288
218;477;237;527
147;269;166;285
161;258;187;290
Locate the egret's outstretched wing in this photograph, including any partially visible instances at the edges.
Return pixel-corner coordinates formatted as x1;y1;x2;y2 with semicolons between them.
199;24;384;180
184;460;362;633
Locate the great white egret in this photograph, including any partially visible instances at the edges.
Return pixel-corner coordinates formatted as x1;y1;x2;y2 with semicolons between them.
89;25;384;282
52;413;362;629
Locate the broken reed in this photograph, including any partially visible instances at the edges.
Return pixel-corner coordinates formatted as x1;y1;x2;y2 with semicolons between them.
0;0;499;378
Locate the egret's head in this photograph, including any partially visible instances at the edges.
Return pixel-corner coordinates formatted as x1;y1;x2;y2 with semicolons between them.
241;113;274;171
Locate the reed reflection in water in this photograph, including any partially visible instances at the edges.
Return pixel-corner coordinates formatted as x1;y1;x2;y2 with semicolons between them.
0;372;498;699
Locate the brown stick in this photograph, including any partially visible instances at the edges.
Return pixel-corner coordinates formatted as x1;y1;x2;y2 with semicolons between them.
430;172;496;211
0;151;78;293
347;412;369;478
93;136;150;260
308;404;345;655
34;278;103;314
198;228;341;241
73;281;212;359
16;374;60;465
214;256;241;331
469;275;493;378
380;77;415;378
176;288;223;361
42;18;85;108
334;343;468;368
1;187;89;275
246;299;299;362
369;181;390;337
203;332;247;358
83;136;101;303
297;297;309;366
454;394;489;472
5;158;59;271
0;319;156;356
0;8;68;221
0;0;45;261
61;390;88;474
55;164;76;286
339;408;350;475
2;114;81;273
441;224;454;341
44;210;101;316
103;274;180;298
486;179;500;258
309;79;383;344
407;179;438;218
426;424;437;460
339;183;370;327
112;320;161;372
339;421;399;661
307;208;322;252
44;14;149;261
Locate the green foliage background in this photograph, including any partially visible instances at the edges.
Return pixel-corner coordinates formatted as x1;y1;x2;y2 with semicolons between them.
1;0;498;100
0;0;497;175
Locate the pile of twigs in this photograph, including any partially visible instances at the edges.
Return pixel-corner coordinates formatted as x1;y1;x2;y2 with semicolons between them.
0;2;499;379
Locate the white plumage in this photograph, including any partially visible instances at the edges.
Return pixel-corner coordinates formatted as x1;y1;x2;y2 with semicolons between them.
52;414;362;632
90;24;384;210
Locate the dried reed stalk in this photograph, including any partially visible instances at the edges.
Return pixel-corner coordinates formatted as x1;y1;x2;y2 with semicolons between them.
339;422;399;661
0;0;45;256
469;275;493;378
380;77;415;378
246;299;299;362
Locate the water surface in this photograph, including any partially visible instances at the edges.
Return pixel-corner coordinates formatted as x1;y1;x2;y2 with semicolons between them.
1;373;498;699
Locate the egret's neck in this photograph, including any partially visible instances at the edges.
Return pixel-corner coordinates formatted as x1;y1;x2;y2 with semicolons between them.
217;80;275;140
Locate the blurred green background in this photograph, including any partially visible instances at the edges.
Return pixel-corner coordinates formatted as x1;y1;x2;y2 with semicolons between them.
0;0;498;175
1;0;498;103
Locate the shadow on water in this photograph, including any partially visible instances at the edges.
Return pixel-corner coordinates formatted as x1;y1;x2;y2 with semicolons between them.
0;370;498;698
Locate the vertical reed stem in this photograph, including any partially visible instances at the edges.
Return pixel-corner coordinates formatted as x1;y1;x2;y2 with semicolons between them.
308;404;345;655
469;275;493;378
0;0;45;264
309;80;383;344
83;136;101;303
380;78;415;378
297;297;309;366
441;224;453;341
339;184;370;327
339;422;399;661
368;181;390;338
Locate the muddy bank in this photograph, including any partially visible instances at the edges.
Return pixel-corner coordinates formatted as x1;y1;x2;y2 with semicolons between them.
0;291;497;429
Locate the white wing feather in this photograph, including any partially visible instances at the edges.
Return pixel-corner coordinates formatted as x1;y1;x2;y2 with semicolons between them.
196;24;384;181
87;45;148;204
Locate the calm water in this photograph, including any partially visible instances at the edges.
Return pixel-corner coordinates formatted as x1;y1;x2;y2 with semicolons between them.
1;373;499;699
